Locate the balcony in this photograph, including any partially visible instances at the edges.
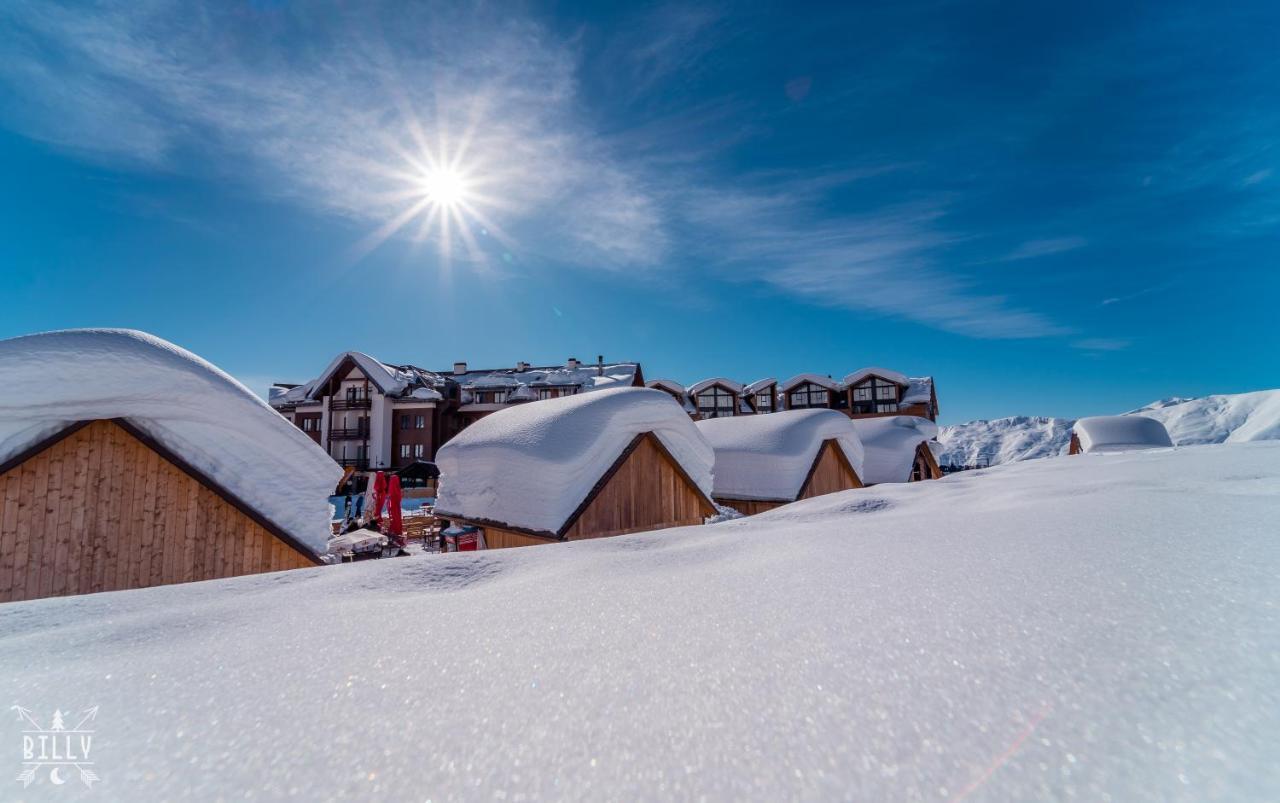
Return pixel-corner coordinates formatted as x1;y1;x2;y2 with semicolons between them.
330;397;372;410
335;457;369;470
328;428;370;440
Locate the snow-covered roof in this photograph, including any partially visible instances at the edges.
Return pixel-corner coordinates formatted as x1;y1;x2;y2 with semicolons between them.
902;376;934;405
646;379;688;397
435;387;714;534
269;381;316;407
779;373;843;392
1073;415;1173;453
0;329;342;554
296;351;446;404
407;387;443;401
688;378;745;396
451;363;640;392
697;409;865;501
850;416;940;484
842;367;909;387
743;377;777;395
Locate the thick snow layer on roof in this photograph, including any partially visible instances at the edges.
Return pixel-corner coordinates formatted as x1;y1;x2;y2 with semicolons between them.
407;387;443;401
0;329;342;553
851;415;939;483
645;379;686;396
842;366;909;387
743;377;776;395
688;377;744;396
1074;415;1173;453
902;376;934;404
454;364;639;391
307;351;411;397
779;373;843;392
434;387;713;533
269;381;315;407
7;443;1278;800
696;409;865;501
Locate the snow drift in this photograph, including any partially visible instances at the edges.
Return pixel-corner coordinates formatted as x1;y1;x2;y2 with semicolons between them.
3;442;1277;800
695;409;865;501
1073;415;1173;453
850;415;938;483
434;387;714;533
0;329;341;552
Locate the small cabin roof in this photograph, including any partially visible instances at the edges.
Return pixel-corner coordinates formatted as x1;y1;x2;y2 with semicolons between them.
842;367;909;388
1073;416;1174;453
696;409;865;501
850;416;939;484
688;378;745;396
646;379;688;396
779;373;843;392
434;387;714;534
0;329;342;554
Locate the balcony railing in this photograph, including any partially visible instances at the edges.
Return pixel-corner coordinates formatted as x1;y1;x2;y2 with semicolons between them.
335;457;369;470
328;428;370;440
330;397;372;410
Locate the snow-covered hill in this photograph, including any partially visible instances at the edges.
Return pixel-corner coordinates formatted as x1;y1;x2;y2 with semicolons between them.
937;388;1280;467
2;443;1278;800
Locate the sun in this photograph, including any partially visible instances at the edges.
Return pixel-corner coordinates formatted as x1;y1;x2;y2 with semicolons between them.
420;167;469;208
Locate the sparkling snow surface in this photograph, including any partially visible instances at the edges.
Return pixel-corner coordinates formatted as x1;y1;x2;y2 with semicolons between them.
696;409;865;501
434;387;714;532
0;329;341;552
2;443;1277;800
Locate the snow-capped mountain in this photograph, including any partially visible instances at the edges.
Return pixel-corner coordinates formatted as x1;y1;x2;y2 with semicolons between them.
936;389;1280;467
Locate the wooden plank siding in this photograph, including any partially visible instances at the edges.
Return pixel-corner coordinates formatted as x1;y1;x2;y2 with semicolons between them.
712;498;787;517
0;419;316;604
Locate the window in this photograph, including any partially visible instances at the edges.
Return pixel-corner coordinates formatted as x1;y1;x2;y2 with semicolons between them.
697;386;737;418
876;403;898;413
755;392;772;411
300;418;311;431
493;391;507;404
853;386;872;402
851;378;900;414
537;388;555;400
414;414;426;429
875;384;897;400
790;385;828;409
414;444;425;458
400;444;410;458
400;414;410;430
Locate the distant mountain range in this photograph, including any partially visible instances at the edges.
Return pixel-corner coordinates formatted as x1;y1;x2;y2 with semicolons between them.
936;389;1280;467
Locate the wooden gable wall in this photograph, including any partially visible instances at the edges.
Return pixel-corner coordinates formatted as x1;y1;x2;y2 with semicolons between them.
798;439;864;499
0;419;316;604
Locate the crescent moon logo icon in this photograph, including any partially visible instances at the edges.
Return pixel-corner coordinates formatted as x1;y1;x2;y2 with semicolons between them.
49;767;66;785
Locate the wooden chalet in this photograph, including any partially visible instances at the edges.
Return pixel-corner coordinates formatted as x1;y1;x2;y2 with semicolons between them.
0;329;341;604
742;378;778;414
779;374;845;412
645;379;699;418
688;378;747;419
433;387;716;549
696;409;865;516
842;368;939;421
850;416;944;484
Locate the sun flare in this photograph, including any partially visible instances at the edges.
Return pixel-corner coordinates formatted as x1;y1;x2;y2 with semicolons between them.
420;167;469;208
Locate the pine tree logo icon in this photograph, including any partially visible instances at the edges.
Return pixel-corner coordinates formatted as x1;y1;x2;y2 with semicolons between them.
12;705;99;788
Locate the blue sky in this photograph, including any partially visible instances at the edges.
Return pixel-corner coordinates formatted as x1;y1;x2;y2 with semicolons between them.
1;1;1277;423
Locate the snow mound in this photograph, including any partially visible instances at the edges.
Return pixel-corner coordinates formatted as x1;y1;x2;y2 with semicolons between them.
5;443;1278;799
434;387;713;533
1074;415;1173;453
696;409;865;501
851;415;939;483
0;329;342;553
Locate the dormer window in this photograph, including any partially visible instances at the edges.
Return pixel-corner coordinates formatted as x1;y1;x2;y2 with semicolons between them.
851;377;901;414
697;386;736;418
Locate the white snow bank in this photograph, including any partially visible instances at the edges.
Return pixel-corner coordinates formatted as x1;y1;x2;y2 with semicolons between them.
842;366;908;387
696;409;865;500
434;387;713;533
1074;415;1173;453
850;415;939;483
779;373;843;392
5;443;1278;800
0;329;342;553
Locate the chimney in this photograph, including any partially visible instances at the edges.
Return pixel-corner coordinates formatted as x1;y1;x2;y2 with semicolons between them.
597;354;604;376
566;357;581;370
515;361;529;372
453;361;468;375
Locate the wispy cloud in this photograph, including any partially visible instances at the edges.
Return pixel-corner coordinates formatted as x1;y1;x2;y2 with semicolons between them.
1072;338;1131;351
1002;237;1088;261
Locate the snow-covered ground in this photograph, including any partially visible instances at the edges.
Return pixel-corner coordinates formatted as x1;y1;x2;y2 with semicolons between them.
937;388;1280;467
2;442;1278;800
